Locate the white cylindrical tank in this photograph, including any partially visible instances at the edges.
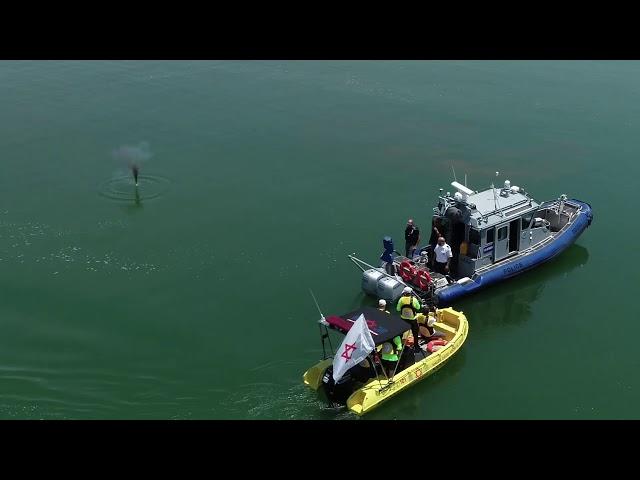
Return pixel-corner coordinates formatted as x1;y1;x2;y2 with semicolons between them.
362;269;384;296
376;276;405;303
504;180;511;190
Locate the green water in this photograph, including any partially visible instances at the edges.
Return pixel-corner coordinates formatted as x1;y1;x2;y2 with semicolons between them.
0;61;635;419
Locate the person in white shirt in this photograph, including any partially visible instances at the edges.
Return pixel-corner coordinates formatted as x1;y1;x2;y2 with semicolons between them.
433;237;453;274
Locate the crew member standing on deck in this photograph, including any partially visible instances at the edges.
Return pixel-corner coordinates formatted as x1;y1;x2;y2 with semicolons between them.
404;219;420;258
433;236;453;274
396;286;423;354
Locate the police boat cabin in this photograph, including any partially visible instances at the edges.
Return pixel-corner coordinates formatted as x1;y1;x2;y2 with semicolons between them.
350;178;593;306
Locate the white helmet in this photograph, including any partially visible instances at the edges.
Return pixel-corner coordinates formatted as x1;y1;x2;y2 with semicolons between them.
378;299;386;307
402;286;412;294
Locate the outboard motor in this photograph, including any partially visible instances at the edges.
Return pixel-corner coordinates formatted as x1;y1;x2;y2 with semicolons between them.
361;235;403;300
380;236;396;275
321;365;356;406
381;236;394;261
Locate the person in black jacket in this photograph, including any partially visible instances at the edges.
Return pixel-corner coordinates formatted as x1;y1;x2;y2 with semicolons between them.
404;219;420;258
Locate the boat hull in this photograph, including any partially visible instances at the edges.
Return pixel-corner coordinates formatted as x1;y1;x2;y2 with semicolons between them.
347;308;468;415
303;308;469;416
436;199;593;305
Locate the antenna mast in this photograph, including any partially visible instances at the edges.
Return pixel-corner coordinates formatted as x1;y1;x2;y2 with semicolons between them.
492;171;504;217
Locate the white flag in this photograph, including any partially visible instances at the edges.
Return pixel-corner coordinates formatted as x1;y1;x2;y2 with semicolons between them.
332;314;375;382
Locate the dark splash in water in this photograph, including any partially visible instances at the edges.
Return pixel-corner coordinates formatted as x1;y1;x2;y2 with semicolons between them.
132;164;139;186
112;142;152;189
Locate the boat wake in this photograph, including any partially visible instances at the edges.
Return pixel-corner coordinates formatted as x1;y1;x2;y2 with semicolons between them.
221;382;353;420
99;174;171;202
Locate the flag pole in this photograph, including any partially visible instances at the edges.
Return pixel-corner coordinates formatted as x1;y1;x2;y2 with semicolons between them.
310;289;334;357
309;288;325;322
390;336;410;380
368;352;386;389
375;350;390;381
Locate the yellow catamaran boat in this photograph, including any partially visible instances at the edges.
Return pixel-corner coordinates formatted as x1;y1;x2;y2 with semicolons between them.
303;305;468;416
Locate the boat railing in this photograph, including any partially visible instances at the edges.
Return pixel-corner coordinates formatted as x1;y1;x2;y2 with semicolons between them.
536;199;559;210
538;198;581;216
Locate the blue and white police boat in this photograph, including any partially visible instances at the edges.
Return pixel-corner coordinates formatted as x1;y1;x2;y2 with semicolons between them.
348;178;593;306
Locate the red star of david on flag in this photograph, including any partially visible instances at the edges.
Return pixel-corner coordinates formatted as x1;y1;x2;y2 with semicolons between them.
332;314;375;383
341;342;357;362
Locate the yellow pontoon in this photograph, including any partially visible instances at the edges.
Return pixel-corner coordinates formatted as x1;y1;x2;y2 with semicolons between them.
303;306;468;416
